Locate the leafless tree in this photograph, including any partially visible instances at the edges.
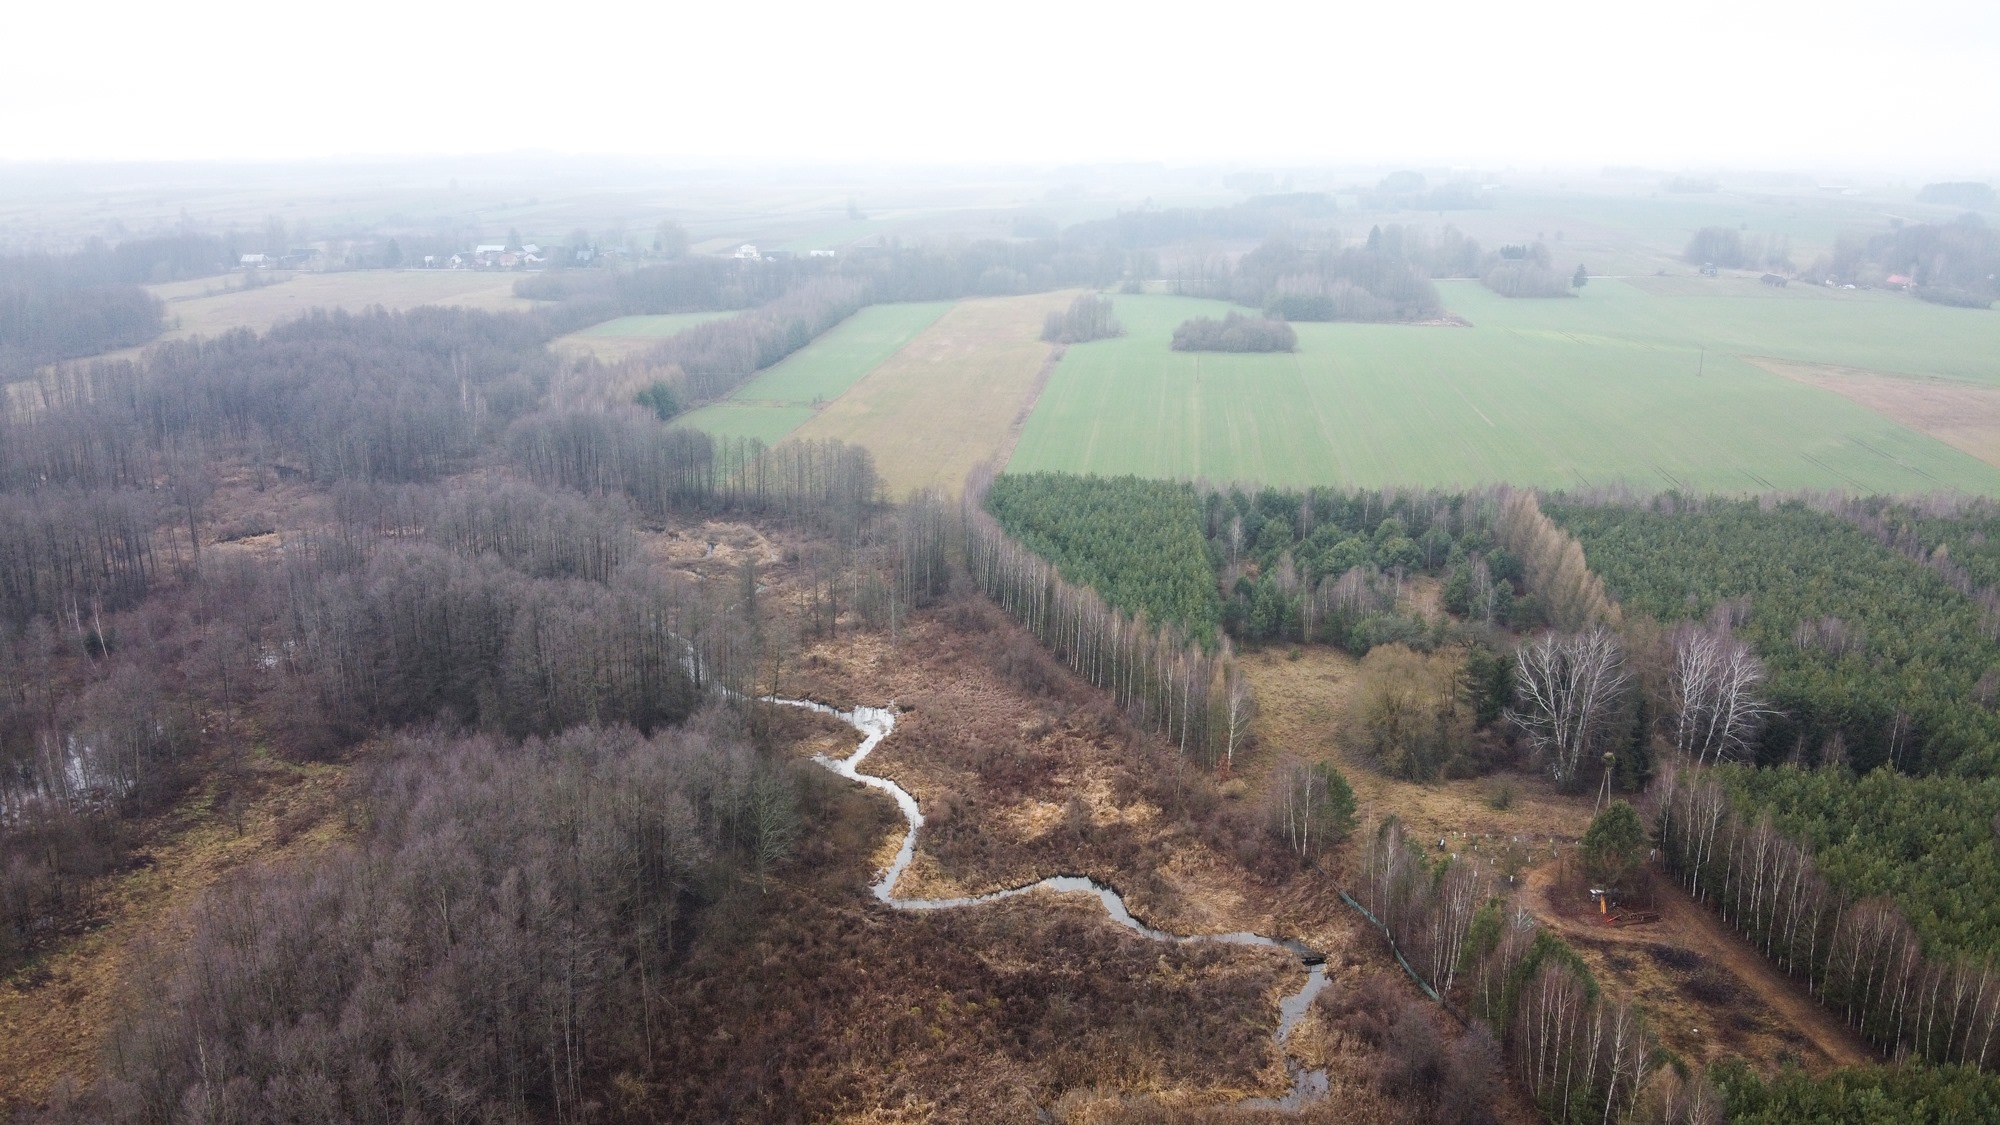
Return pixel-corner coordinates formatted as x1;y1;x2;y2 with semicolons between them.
1224;660;1256;768
1672;625;1774;767
1509;628;1629;786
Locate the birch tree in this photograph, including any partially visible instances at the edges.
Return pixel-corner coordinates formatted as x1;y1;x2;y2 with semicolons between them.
1509;628;1629;786
1671;625;1774;767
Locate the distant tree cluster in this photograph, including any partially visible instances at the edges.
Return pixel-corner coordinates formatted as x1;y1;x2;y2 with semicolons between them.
1170;312;1296;352
1360;171;1491;211
1918;181;1997;209
0;254;162;376
1479;261;1575;298
514;253;805;315
1803;215;1998;305
1684;226;1794;272
1041;294;1124;344
1060;193;1338;251
1230;232;1444;321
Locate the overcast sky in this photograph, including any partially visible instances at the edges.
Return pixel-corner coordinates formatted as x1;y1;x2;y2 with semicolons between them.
6;0;1996;173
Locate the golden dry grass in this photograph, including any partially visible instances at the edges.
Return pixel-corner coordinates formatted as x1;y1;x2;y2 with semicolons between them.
0;753;350;1115
1235;646;1588;873
151;270;534;338
788;292;1074;497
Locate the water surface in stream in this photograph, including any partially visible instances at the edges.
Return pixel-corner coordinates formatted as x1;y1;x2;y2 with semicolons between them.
773;697;1334;1111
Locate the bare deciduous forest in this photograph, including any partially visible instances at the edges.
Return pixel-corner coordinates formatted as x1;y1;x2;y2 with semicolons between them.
4;149;2000;1125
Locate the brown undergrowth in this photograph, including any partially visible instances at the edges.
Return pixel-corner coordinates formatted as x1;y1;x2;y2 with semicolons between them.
0;743;349;1115
762;592;1535;1120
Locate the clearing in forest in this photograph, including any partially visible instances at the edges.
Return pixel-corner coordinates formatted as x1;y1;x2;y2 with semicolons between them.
147;270;535;342
550;310;733;361
1235;644;1874;1076
1006;286;2000;494
672;300;952;442
789;292;1072;496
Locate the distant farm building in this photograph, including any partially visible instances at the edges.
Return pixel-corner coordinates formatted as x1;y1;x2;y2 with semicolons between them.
809;249;837;258
734;244;761;260
1886;274;1914;290
239;253;268;268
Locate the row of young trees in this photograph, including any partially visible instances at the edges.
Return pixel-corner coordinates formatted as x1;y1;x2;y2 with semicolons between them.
984;473;1220;636
1653;765;2000;1068
937;473;1238;766
629;278;866;404
506;409;879;538
1356;817;1658;1124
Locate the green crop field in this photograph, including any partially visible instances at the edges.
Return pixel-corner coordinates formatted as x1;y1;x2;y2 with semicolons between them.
1005;289;2000;494
668;403;819;447
673;300;952;442
575;312;734;337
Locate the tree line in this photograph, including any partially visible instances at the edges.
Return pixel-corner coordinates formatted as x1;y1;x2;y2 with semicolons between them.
907;472;1240;767
1807;215;1998;305
1357;816;1661;1124
507;409;879;539
0;254;162;377
1653;763;2000;1069
1170;312;1296;352
1548;496;2000;776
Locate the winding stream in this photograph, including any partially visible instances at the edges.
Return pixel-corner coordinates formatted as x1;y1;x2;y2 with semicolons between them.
773;697;1334;1112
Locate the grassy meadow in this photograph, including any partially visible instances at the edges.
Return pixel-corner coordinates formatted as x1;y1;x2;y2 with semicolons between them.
1006;289;2000;493
673;300;951;441
790;292;1072;496
551;310;734;361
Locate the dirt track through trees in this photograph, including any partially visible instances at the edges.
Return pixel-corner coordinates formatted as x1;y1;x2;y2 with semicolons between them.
1523;864;1876;1070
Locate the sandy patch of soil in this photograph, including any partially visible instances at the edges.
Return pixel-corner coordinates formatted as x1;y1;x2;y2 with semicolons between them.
1752;357;2000;470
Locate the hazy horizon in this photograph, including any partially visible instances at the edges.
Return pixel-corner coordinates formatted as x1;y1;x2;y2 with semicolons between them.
8;0;1996;176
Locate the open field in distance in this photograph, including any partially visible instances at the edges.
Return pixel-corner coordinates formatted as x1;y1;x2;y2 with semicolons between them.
672;300;952;442
791;292;1070;496
149;270;536;340
550;310;733;361
1006;288;2000;493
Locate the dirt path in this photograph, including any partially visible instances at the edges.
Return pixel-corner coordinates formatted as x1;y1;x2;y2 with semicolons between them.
1242;645;1876;1073
1524;864;1877;1070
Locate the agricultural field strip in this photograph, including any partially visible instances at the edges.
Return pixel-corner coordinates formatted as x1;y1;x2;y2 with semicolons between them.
671;301;952;444
1006;290;2000;493
789;292;1074;496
